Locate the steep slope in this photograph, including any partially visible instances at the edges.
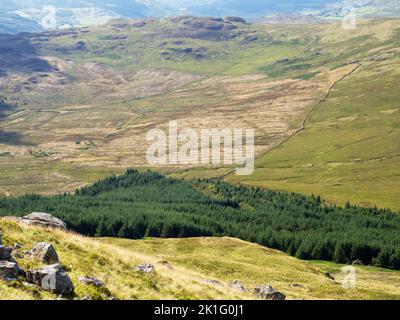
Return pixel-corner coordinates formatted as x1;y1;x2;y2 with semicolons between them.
1;217;400;300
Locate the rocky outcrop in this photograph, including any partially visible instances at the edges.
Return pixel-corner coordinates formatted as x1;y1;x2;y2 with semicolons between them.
241;34;258;44
26;264;74;295
78;276;104;287
1;227;74;295
253;285;286;300
71;41;86;51
224;16;247;23
228;280;246;292
0;261;22;280
28;242;59;264
20;213;67;230
136;263;155;273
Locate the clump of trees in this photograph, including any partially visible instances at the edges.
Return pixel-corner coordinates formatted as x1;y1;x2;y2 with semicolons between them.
1;169;400;269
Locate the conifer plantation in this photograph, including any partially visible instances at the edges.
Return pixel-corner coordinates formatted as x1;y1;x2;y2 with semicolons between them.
1;169;399;270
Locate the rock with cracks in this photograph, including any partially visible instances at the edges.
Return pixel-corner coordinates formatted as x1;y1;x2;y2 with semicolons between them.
21;213;67;230
26;263;74;295
78;276;104;287
28;242;59;264
0;245;13;261
0;261;22;280
136;263;155;273
253;285;286;300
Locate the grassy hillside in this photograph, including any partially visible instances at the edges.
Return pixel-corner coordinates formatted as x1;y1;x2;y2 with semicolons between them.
1;217;400;300
226;20;400;210
0;17;399;212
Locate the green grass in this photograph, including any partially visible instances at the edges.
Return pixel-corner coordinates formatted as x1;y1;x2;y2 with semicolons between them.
227;55;400;210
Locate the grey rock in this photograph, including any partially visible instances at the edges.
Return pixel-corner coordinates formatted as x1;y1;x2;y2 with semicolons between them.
28;242;59;264
78;276;104;287
228;280;246;292
0;245;12;260
26;263;74;295
202;279;222;286
0;261;22;280
21;212;67;230
242;35;258;43
136;263;155;273
253;285;286;300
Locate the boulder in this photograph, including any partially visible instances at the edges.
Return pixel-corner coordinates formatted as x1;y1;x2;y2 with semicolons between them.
136;263;155;273
28;242;59;264
78;276;104;287
202;279;222;286
131;21;146;28
253;285;286;300
0;261;22;280
21;213;67;230
0;245;13;261
228;280;246;293
26;263;74;295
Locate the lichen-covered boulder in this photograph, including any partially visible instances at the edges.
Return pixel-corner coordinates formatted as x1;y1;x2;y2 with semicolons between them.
26;263;74;295
28;242;59;264
0;245;13;261
0;261;22;280
136;263;155;273
253;285;286;300
21;213;67;230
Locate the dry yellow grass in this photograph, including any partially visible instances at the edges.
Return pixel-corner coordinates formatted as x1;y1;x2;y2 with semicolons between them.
1;218;399;300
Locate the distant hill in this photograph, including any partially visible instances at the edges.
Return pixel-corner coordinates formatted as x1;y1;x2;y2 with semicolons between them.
0;10;42;34
1;0;399;34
